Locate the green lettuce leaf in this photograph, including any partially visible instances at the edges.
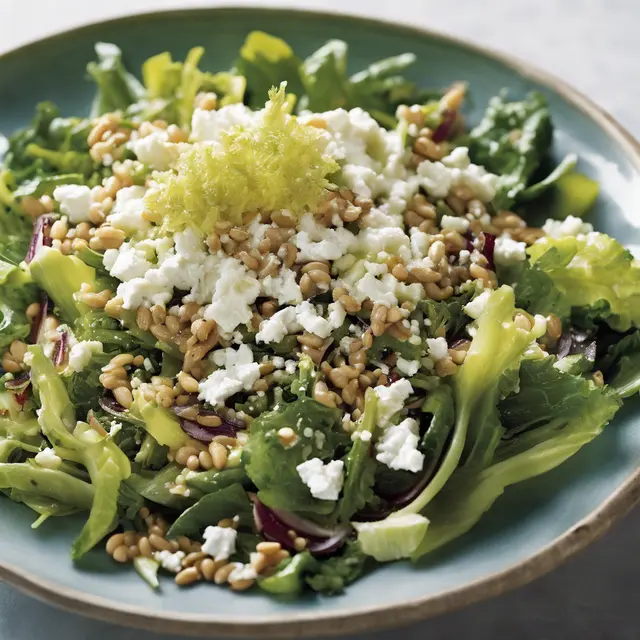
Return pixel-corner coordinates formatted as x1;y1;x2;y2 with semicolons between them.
599;331;640;399
468;92;560;209
414;359;620;557
166;483;252;538
306;541;369;594
87;42;145;116
244;396;345;515
527;232;640;331
235;32;304;108
0;259;39;350
299;40;349;112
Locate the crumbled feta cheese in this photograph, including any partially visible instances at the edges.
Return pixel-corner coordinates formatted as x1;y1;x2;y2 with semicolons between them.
542;215;594;238
463;290;492;320
296;458;344;501
375;378;413;427
68;340;103;372
129;130;181;170
154;550;185;573
262;268;302;305
494;235;527;266
228;562;258;582
255;306;300;344
201;526;237;561
284;359;297;374
53;184;92;223
199;344;260;407
34;447;62;470
396;357;420;376
375;417;424;473
272;356;285;369
256;301;345;343
191;104;256;142
294;213;357;261
107;186;150;235
458;249;471;265
426;337;449;361
440;215;470;234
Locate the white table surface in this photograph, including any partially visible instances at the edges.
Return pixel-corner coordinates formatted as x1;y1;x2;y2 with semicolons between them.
1;1;640;638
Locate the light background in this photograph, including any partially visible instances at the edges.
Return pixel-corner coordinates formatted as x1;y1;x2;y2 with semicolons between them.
0;1;639;638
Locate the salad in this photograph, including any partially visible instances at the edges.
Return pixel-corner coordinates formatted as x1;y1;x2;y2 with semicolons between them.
0;31;638;597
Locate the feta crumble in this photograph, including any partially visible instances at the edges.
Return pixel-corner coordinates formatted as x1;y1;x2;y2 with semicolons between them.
34;447;62;470
375;418;424;473
494;235;527;266
68;340;103;372
201;526;237;561
542;215;594;238
296;458;344;501
53;184;92;224
154;550;186;573
375;378;413;427
426;337;449;361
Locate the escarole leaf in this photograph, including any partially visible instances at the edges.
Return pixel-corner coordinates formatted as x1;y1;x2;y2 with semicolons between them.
527;232;640;331
235;32;304;107
414;358;620;558
145;83;338;236
87;42;145;116
0;259;39;350
28;346;131;559
468;92;576;209
599;331;640;399
244;395;345;515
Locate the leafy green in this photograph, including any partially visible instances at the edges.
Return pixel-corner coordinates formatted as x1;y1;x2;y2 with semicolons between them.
545;171;600;219
599;331;640;398
354;512;429;561
141;47;245;127
0;173;31;265
414;359;620;557
235;32;304;108
368;332;422;362
13;173;87;198
0;463;93;510
87;42;145;116
166;483;252;538
258;551;319;595
306;541;369;594
133;556;160;590
527;232;640;331
29;246;96;324
299;41;349;112
0;259;39;350
124;464;193;510
132;391;188;449
468;92;560;209
338;390;377;522
244;396;345;514
420;288;477;339
29;346;131;559
185;467;250;494
519;153;577;200
418;384;455;478
497;257;570;321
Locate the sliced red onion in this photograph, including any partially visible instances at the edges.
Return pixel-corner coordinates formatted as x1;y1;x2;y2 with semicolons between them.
431;109;456;143
271;507;348;539
481;233;496;270
5;372;30;392
172;405;244;443
30;292;49;344
51;330;68;367
25;215;53;264
98;395;145;426
14;390;29;406
254;499;349;556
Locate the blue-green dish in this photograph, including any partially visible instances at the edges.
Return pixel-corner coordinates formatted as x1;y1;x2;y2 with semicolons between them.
0;8;639;638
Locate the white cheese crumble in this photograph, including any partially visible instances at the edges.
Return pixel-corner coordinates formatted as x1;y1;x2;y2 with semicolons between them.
542;215;594;238
426;337;449;361
396;357;420;376
375;417;424;473
107;185;150;236
440;214;470;234
34;447;62;470
53;184;92;223
191;104;257;143
68;340;103;372
375;378;413;427
228;562;258;582
294;213;357;261
494;235;527;266
262;268;302;305
296;458;344;501
154;550;186;573
198;344;260;407
128;130;182;170
201;526;237;561
463;290;492;320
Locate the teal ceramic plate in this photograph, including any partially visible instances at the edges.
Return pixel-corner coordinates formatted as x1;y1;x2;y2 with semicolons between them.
1;7;639;638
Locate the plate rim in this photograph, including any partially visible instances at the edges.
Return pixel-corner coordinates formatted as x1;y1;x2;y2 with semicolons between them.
1;5;639;638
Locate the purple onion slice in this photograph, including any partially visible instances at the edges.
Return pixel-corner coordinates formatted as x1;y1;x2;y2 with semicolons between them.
25;215;53;264
253;499;350;556
98;395;145;427
5;372;30;392
51;330;68;367
29;292;49;345
172;405;244;443
431;108;457;143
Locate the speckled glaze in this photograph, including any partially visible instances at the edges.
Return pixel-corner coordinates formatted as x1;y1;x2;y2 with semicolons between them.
0;8;639;638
